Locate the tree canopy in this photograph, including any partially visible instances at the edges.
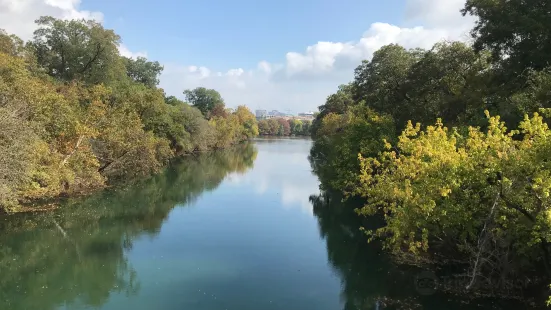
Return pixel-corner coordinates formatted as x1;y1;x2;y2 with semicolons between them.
183;87;225;118
124;56;163;88
30;16;125;84
463;0;551;79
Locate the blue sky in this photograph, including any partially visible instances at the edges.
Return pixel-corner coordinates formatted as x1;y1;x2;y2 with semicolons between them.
83;0;404;70
0;0;473;113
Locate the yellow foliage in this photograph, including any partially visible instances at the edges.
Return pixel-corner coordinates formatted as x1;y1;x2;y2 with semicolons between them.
357;111;551;261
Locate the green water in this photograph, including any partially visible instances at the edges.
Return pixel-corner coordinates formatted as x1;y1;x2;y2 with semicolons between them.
0;138;536;310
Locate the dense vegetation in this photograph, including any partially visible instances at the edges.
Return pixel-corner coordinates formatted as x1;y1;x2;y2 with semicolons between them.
257;118;311;136
0;17;258;213
310;0;551;302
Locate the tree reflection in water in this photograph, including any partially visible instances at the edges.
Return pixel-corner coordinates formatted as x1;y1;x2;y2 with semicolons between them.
0;143;257;310
310;191;532;310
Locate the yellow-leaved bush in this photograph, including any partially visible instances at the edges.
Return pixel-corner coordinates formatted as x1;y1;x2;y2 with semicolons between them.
356;110;551;271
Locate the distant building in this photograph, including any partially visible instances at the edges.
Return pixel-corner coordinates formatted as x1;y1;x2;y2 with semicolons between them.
255;109;315;121
297;111;315;120
268;110;285;117
255;109;267;119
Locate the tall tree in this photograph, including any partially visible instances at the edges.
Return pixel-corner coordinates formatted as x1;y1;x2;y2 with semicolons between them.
353;44;423;115
399;41;493;127
183;87;225;118
30;16;124;84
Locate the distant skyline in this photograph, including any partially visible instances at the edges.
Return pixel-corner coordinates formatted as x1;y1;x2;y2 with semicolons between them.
1;0;474;112
253;108;315;115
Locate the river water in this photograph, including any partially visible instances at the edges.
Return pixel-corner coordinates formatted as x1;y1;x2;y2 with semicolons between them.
0;138;534;310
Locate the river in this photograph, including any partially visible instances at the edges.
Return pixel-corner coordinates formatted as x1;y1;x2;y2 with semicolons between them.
0;138;536;310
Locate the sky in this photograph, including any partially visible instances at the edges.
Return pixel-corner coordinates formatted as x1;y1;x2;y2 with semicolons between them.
0;0;475;113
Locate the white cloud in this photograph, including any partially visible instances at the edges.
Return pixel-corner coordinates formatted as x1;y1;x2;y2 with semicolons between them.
405;0;475;29
159;0;476;113
0;0;103;40
118;44;148;59
257;61;272;74
224;139;320;215
226;68;244;77
0;0;146;62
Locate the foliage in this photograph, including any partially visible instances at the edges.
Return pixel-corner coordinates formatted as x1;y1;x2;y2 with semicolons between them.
311;84;355;138
183;87;225;118
258;118;311;136
0;17;257;212
351;42;494;130
310;105;395;194
356;111;551;285
462;0;551;79
123;56;163;88
0;29;25;56
235;106;259;139
309;0;551;301
29;16;125;85
277;118;291;136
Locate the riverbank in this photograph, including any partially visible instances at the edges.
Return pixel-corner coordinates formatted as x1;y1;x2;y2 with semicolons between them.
3;141;256;215
1;20;259;213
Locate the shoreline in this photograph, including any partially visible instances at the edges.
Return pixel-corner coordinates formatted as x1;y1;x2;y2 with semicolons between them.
4;141;253;215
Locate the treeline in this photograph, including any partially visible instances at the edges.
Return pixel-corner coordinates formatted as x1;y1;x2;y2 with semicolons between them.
310;0;551;302
258;118;311;136
0;17;258;213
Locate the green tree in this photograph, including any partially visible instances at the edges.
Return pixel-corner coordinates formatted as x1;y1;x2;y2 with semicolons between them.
462;0;551;78
301;120;312;136
310;105;395;193
311;84;355;138
289;119;303;135
183;87;225;118
30;16;124;84
352;44;423;117
123;56;163;88
267;119;280;135
398;41;493;127
258;119;270;135
164;95;181;105
0;21;258;213
0;29;24;56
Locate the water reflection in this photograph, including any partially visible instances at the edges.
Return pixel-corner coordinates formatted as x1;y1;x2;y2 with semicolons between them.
310;191;537;310
228;138;320;214
0;143;257;310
